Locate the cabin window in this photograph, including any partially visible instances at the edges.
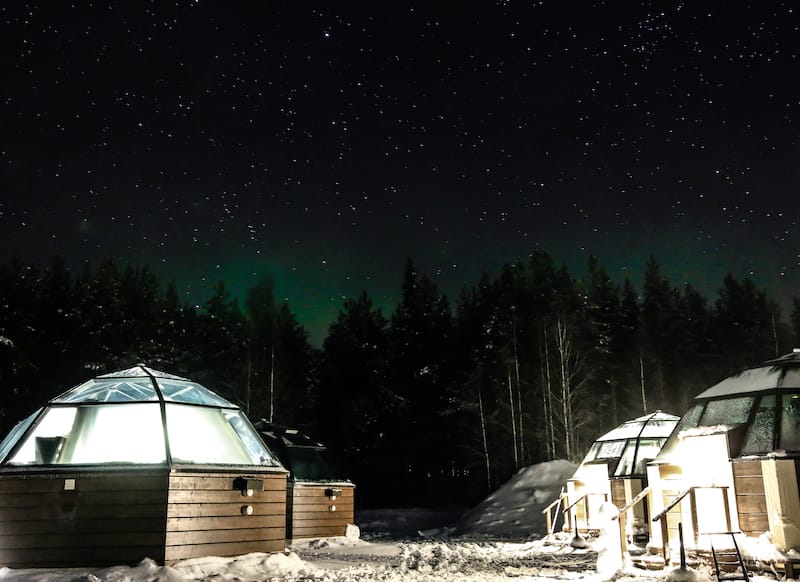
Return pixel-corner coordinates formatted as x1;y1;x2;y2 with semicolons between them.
614;440;637;476
581;442;601;464
700;396;754;426
597;440;625;459
8;404;166;465
741;394;776;455
634;438;666;473
780;393;800;451
679;404;704;431
0;409;39;462
166;405;277;466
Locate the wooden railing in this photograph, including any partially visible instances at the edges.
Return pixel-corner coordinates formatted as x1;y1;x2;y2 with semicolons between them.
651;485;731;562
611;486;651;554
563;491;609;534
541;489;566;536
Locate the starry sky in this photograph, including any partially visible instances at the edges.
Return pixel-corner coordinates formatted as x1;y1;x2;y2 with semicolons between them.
1;1;799;344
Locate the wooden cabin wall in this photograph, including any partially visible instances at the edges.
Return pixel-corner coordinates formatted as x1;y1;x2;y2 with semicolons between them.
658;463;683;547
288;483;354;540
0;470;169;568
732;460;768;537
164;470;287;563
610;479;626;510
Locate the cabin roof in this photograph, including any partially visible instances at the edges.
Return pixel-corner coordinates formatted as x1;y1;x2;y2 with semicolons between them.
51;365;236;407
595;411;680;442
696;350;800;400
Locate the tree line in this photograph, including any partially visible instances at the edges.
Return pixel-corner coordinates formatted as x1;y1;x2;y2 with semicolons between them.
1;253;799;507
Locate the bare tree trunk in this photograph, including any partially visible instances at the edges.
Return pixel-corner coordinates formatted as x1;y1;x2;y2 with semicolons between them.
554;318;573;460
552;318;587;462
507;368;519;470
268;345;275;423
245;349;252;415
511;312;525;464
772;311;780;357
478;384;491;492
611;382;618;428
639;353;647;414
543;326;556;459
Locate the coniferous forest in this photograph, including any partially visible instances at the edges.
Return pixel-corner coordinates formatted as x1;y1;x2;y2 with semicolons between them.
1;253;799;508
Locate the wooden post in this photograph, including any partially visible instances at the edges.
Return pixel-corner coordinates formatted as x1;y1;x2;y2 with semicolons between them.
619;510;628;555
689;488;699;546
721;486;732;532
546;506;552;536
762;459;800;550
661;517;670;564
584;495;590;530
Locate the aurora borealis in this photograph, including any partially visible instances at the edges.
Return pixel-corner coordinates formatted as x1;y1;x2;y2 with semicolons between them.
2;2;799;343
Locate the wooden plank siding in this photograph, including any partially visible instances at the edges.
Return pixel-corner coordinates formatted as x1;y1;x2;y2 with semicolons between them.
610;479;626;510
287;483;355;540
658;463;684;548
0;469;170;568
164;470;287;563
732;460;769;537
0;468;289;568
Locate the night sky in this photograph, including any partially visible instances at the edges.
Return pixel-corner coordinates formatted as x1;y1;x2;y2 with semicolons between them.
2;2;799;344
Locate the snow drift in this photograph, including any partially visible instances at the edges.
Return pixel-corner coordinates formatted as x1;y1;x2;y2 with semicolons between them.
446;459;577;538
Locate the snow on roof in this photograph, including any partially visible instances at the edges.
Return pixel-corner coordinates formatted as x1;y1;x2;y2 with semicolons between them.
97;365;190;381
695;351;800;400
595;411;679;442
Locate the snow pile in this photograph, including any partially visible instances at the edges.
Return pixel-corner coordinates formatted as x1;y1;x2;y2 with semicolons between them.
447;459;576;538
593;502;623;578
0;553;318;582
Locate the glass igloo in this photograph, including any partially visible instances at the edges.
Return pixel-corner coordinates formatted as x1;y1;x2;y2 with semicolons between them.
0;366;288;568
563;411;679;536
578;411;680;478
0;365;279;468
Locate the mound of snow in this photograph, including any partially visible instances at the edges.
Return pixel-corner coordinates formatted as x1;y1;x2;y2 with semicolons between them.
448;459;576;538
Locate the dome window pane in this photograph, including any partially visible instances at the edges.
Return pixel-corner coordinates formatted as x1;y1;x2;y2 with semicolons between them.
742;395;776;455
53;379;158;403
158;379;235;407
699;396;754;426
780;393;800;452
9;404;166;465
166;404;277;466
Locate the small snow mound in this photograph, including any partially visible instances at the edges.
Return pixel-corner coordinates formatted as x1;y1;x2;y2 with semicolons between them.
594;502;623;579
346;523;361;540
665;566;712;582
85;558;189;581
449;459;576;538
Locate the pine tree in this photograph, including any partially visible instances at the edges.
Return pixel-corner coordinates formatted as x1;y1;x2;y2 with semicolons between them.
389;258;453;504
317;291;391;506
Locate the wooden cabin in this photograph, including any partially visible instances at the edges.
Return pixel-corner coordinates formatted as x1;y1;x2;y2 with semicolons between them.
0;366;289;568
644;350;800;573
256;423;355;542
562;412;679;538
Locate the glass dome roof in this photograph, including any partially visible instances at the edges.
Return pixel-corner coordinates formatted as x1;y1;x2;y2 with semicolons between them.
578;411;680;478
658;351;800;460
0;366;281;469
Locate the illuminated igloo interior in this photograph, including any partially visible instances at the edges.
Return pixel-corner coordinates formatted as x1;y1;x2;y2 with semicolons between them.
578;411;680;478
0;365;280;468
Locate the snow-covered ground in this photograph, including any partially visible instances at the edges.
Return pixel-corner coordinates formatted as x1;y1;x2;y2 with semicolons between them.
0;461;782;582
